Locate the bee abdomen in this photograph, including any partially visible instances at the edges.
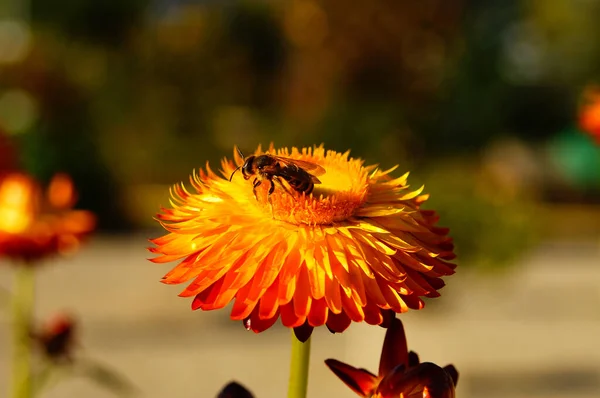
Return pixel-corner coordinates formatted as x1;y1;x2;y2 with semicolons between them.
287;178;314;194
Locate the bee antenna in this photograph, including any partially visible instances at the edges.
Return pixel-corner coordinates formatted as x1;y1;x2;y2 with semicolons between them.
236;147;246;160
229;165;242;182
229;147;246;182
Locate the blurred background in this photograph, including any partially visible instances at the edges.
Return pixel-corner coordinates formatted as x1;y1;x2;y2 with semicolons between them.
0;0;599;397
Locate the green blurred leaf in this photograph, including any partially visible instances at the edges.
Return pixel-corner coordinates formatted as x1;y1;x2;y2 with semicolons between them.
78;359;138;397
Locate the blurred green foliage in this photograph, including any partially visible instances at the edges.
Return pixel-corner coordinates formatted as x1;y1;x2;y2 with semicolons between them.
0;0;599;267
420;160;539;269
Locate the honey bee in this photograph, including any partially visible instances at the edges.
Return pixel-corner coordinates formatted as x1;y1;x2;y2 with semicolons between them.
229;148;326;199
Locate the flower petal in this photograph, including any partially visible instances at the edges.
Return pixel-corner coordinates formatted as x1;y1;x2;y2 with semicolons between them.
325;359;378;397
378;318;409;377
377;363;456;398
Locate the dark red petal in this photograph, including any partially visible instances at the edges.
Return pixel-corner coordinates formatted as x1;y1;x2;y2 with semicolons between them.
379;309;395;329
293;322;314;343
324;359;378;397
443;365;459;387
377;362;456;398
191;278;225;310
326;311;351;333
245;307;279;333
378;317;408;377
408;351;420;367
363;302;384;325
423;275;446;292
403;294;424;310
217;381;255;398
242;318;251;331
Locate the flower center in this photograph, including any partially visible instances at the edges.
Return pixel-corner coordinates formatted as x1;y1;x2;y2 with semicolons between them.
253;147;370;225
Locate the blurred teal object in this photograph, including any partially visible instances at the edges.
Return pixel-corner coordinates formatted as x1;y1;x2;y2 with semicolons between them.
549;128;600;189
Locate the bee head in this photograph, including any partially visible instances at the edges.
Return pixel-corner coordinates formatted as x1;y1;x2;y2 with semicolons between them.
229;148;255;181
241;156;256;180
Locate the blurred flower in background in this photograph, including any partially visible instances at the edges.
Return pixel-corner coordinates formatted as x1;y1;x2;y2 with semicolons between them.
326;317;458;398
33;313;77;363
0;172;95;263
28;312;138;397
150;145;456;341
578;85;600;144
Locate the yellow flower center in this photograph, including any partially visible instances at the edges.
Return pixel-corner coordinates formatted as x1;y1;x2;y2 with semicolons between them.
239;146;370;226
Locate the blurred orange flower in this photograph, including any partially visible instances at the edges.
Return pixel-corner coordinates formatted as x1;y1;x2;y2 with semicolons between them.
0;173;95;263
150;145;456;340
579;86;600;144
325;317;458;398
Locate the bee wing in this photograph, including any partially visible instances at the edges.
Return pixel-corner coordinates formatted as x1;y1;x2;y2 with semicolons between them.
271;156;327;176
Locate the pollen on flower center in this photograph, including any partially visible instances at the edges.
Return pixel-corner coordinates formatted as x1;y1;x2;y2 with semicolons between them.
249;147;370;226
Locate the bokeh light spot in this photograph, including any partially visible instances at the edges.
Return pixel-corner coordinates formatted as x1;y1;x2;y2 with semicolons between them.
0;20;31;64
0;89;38;135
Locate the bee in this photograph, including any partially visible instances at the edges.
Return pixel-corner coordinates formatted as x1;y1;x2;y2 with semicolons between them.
229;148;326;199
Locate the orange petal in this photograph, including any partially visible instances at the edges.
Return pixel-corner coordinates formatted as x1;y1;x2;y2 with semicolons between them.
307;298;328;327
258;278;281;320
230;282;255;320
294;266;312;318
324;276;343;314
280;301;305;328
341;290;365;322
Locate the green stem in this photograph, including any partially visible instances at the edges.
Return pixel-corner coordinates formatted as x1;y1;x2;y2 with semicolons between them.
287;332;311;398
11;265;35;398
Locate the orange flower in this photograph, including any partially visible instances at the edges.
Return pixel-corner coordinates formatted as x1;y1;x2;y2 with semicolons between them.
325;317;458;398
0;173;96;263
579;86;600;144
150;145;456;340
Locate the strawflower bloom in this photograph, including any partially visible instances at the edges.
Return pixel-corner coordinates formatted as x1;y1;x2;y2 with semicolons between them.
579;86;600;144
150;145;456;340
325;317;458;398
0;173;96;263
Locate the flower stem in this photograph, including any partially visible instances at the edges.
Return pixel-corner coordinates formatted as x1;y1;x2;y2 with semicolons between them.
287;332;311;398
11;265;35;398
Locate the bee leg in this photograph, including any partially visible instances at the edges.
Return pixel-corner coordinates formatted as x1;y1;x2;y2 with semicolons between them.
267;179;275;219
273;177;294;199
252;178;262;200
266;178;275;195
267;180;275;218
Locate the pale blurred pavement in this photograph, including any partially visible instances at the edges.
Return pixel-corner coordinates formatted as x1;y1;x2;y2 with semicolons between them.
1;234;599;398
